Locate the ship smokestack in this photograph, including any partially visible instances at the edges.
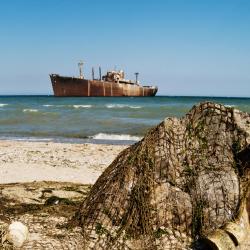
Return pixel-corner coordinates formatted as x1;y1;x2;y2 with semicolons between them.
78;61;84;79
99;66;102;81
135;72;139;84
92;67;95;80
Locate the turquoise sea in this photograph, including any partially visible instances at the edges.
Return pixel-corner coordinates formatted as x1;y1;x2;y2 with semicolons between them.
0;96;249;144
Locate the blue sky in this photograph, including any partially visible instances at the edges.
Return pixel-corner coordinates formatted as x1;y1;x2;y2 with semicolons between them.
0;0;249;96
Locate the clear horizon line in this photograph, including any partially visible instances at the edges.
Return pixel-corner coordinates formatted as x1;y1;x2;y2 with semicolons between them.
0;94;249;99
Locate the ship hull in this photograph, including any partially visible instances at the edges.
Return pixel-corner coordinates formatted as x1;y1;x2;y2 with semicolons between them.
50;75;157;97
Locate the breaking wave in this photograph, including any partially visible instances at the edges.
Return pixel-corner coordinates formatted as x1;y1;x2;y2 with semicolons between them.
129;106;142;109
43;104;92;109
73;105;92;109
106;104;141;109
91;133;142;141
225;105;236;108
0;103;8;107
43;104;54;107
23;109;39;113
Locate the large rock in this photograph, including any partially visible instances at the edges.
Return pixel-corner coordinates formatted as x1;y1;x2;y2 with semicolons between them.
72;102;250;249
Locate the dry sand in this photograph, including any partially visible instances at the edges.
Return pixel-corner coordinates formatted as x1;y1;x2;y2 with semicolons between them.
0;140;128;184
0;140;128;248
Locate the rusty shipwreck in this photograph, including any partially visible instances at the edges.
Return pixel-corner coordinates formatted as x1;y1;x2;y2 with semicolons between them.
50;61;158;97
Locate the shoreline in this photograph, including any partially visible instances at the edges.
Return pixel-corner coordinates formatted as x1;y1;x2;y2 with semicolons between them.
0;139;128;185
0;135;140;145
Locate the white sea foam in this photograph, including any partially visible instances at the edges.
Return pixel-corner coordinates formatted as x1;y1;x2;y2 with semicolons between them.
106;104;123;108
43;104;54;107
106;104;141;109
73;105;92;109
23;109;38;113
225;105;235;108
92;133;142;141
130;106;142;109
16;138;52;142
0;136;53;142
0;103;8;107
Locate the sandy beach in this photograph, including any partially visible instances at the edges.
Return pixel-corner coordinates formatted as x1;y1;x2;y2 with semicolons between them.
0;139;129;248
0;140;128;184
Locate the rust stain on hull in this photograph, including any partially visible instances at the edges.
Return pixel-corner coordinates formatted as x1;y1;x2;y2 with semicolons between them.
50;75;158;97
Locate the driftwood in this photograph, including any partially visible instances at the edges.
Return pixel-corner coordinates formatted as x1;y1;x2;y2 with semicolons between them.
72;102;250;249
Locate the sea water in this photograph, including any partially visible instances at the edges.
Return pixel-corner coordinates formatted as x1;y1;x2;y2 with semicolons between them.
0;96;249;144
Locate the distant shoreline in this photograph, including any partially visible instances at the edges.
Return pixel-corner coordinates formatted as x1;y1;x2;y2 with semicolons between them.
0;135;138;145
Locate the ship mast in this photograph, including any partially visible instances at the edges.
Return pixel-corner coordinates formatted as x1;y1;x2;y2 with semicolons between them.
92;67;95;80
78;60;84;79
99;66;102;81
135;72;139;84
